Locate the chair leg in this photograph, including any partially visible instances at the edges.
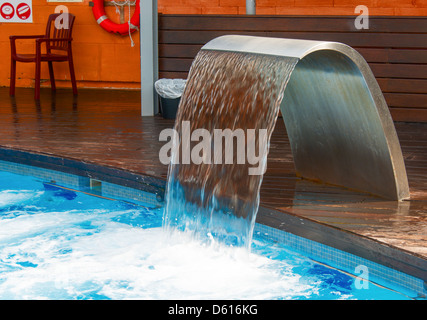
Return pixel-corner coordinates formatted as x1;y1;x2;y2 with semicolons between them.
68;50;77;96
48;61;56;91
35;60;41;100
10;59;16;96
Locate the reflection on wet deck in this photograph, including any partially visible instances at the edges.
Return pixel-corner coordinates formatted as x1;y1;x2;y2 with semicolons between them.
0;87;426;260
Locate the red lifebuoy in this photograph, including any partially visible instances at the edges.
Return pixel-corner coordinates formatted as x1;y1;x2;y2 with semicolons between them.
92;0;139;36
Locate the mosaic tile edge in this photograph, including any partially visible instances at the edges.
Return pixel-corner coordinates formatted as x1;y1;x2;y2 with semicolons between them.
254;223;426;299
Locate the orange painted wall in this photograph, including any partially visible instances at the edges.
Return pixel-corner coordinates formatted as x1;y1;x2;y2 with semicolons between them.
0;1;426;90
0;0;141;89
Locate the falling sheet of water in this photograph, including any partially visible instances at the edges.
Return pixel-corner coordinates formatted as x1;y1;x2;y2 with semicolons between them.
163;50;298;249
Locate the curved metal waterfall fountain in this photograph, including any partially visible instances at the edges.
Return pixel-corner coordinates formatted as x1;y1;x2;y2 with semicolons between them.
202;35;410;201
164;35;411;250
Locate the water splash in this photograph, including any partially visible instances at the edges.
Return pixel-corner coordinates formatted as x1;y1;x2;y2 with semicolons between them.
163;50;298;249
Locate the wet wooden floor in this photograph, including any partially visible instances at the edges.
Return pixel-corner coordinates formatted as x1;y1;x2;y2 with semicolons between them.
0;87;426;260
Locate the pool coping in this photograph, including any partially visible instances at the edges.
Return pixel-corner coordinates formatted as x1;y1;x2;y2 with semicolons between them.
0;146;425;290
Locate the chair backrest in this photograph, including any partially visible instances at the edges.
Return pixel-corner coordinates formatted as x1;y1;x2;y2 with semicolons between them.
45;13;75;52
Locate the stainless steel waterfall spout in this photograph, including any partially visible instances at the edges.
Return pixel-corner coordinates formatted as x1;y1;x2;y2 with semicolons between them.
202;35;410;200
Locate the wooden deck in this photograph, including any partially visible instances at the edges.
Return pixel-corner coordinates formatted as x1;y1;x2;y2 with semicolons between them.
0;87;426;262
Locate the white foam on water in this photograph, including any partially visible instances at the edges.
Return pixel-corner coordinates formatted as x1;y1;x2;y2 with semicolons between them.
0;190;43;208
0;208;313;299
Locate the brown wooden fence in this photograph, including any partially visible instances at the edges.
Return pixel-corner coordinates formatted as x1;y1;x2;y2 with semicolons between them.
158;15;427;122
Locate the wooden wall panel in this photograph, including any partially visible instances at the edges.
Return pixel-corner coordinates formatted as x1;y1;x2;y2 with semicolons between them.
158;15;427;123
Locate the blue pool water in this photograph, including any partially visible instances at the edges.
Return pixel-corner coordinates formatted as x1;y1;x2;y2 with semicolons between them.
0;170;416;300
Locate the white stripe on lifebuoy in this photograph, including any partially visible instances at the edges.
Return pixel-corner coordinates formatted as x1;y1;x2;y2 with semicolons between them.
129;22;138;30
96;15;108;25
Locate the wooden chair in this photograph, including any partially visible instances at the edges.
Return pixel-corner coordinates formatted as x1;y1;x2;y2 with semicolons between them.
10;13;77;100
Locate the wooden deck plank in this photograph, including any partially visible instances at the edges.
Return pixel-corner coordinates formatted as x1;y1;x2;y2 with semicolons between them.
159;15;427;34
159;30;427;48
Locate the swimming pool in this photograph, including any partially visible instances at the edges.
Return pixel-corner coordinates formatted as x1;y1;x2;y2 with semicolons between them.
0;162;422;300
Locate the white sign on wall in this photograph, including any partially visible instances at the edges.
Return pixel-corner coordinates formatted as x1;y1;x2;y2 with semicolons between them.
0;0;32;23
